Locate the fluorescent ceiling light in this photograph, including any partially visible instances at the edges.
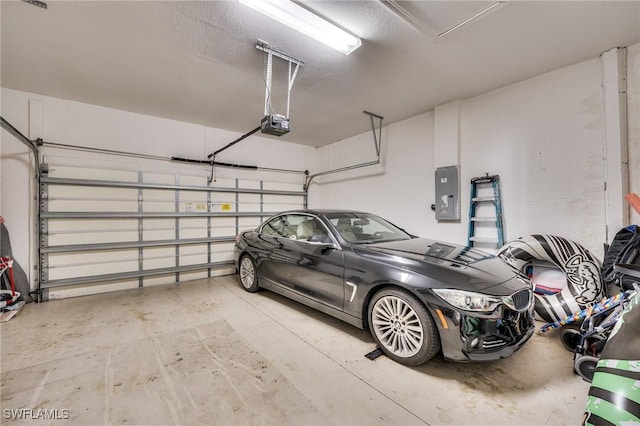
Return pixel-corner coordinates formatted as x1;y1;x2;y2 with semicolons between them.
239;0;362;55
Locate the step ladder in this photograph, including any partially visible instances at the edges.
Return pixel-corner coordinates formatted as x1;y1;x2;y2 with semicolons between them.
467;174;504;249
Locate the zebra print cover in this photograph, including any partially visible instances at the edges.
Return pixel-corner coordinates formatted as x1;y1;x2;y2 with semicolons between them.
497;234;604;323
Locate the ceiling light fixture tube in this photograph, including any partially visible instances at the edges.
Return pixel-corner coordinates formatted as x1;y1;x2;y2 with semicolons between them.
239;0;361;55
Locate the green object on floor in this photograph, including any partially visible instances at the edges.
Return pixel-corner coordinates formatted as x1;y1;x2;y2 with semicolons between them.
582;292;640;425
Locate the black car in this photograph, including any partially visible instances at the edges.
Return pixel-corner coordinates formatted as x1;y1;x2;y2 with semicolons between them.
234;210;535;366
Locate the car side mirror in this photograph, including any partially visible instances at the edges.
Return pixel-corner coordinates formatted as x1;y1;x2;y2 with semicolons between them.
307;235;334;247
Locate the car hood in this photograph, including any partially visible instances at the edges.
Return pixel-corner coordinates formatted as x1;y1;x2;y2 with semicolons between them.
353;238;526;292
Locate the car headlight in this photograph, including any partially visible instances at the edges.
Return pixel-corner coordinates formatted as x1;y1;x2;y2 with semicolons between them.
433;289;502;313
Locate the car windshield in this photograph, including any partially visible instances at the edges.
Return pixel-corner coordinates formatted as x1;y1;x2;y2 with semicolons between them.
326;213;412;244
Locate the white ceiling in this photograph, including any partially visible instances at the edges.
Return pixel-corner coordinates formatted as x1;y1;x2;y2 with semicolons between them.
2;1;639;148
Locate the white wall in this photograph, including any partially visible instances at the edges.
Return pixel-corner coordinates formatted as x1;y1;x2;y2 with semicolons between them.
0;88;316;289
459;58;605;253
315;46;640;260
313;112;435;234
628;43;640;224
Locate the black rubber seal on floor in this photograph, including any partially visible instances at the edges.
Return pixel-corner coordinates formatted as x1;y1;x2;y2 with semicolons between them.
365;348;384;360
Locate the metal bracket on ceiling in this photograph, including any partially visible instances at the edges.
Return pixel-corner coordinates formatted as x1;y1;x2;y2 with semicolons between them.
363;110;383;158
256;42;304;119
303;111;384;191
22;0;47;9
256;43;304;67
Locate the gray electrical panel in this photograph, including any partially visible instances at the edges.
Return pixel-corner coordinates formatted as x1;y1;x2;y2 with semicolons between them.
434;166;460;221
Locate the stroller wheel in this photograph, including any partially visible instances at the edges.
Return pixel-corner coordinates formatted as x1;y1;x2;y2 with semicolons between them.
560;328;582;352
575;355;599;382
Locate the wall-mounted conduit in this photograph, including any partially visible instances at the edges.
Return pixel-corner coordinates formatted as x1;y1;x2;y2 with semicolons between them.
304;110;383;191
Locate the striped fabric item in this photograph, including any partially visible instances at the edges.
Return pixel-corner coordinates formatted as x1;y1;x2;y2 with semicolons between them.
582;361;640;425
497;234;604;323
582;291;640;425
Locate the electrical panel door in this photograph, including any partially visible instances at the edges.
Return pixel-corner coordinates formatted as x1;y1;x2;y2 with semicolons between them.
435;166;460;221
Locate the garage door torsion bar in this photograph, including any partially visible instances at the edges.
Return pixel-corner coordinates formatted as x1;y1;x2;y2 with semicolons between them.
170;156;305;174
38;140;304;174
303;111;383;191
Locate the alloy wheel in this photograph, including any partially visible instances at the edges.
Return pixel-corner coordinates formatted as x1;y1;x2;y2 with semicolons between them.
240;257;255;289
371;295;424;357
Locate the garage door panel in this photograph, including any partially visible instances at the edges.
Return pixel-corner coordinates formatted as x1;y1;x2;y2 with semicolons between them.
48;186;138;213
50;199;139;213
238;217;262;229
211;243;235;262
48;218;138;233
48;251;139;280
263;181;301;192
179;244;209;265
142;188;175;212
143;173;175;184
178;270;210;282
178;218;208;239
143;247;176;270
48;185;137;200
142;218;176;240
211;219;237;238
209;178;236;188
50;166;138;182
179;175;208;186
48;280;140;299
180;191;208;203
48;219;139;246
237;194;260;212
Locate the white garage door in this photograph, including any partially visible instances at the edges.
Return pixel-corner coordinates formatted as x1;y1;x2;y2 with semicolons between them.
38;149;306;300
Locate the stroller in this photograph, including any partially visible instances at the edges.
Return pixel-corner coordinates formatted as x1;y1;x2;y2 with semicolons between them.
544;226;640;382
558;289;635;382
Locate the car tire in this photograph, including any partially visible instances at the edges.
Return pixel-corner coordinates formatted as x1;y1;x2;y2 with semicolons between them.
368;287;440;366
238;255;260;293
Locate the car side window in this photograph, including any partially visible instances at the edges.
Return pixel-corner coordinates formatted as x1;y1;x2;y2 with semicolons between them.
261;215;297;239
261;214;329;242
327;213;411;243
293;216;329;242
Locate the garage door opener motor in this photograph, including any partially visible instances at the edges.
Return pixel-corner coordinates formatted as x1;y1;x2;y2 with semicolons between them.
256;41;304;137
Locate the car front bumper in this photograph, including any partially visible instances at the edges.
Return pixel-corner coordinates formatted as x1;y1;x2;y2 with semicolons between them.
430;302;536;362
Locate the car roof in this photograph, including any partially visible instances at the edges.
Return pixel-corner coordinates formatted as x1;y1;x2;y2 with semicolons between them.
277;209;370;216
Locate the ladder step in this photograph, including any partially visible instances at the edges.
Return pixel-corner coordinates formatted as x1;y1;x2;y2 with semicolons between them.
469;236;499;243
472;196;496;202
471;175;499;184
471;217;497;222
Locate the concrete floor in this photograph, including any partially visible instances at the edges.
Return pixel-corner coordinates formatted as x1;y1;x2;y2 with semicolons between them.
1;275;591;425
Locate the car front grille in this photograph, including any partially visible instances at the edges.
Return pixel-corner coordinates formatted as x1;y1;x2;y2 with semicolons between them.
502;289;532;312
482;335;507;349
